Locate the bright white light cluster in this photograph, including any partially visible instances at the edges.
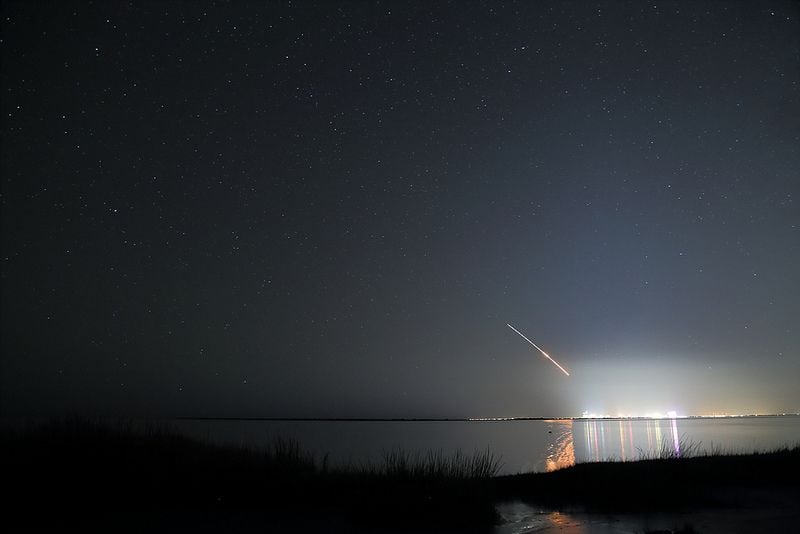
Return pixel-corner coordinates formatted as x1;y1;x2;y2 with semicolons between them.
579;410;684;419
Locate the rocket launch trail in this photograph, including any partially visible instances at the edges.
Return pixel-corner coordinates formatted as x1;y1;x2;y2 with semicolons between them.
507;323;571;376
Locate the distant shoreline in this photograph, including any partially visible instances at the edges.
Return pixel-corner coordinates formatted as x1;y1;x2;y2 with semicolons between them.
4;414;798;425
175;413;800;422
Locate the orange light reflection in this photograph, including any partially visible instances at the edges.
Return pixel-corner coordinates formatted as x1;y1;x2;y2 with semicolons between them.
545;422;576;472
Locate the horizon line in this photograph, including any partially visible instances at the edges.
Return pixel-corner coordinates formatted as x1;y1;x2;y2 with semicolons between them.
174;413;800;422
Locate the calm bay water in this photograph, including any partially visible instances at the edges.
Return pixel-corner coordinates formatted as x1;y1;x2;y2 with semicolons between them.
174;415;800;475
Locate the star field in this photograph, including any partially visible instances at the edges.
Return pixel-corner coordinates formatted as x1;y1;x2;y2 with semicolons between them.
2;1;798;418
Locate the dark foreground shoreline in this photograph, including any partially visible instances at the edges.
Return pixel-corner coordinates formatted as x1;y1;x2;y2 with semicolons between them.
3;419;798;532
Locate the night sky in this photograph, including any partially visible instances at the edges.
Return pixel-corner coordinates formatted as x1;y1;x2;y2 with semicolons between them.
2;1;798;419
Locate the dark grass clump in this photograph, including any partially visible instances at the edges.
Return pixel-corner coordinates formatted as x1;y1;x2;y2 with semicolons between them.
1;417;328;531
344;448;502;526
1;418;501;530
371;448;503;480
495;439;800;512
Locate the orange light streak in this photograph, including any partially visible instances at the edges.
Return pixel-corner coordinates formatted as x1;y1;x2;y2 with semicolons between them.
507;323;571;376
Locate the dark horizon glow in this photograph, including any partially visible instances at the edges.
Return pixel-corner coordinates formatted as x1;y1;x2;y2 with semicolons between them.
2;1;798;420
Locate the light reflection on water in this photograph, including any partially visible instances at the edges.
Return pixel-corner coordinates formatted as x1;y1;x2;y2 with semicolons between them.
547;418;699;470
168;415;800;475
544;420;575;472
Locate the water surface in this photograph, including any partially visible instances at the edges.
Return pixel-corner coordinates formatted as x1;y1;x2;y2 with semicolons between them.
174;415;800;475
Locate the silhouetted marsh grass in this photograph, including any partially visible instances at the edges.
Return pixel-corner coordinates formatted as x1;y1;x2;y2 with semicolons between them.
3;418;798;528
342;447;503;525
1;418;501;528
364;447;502;480
496;438;800;512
